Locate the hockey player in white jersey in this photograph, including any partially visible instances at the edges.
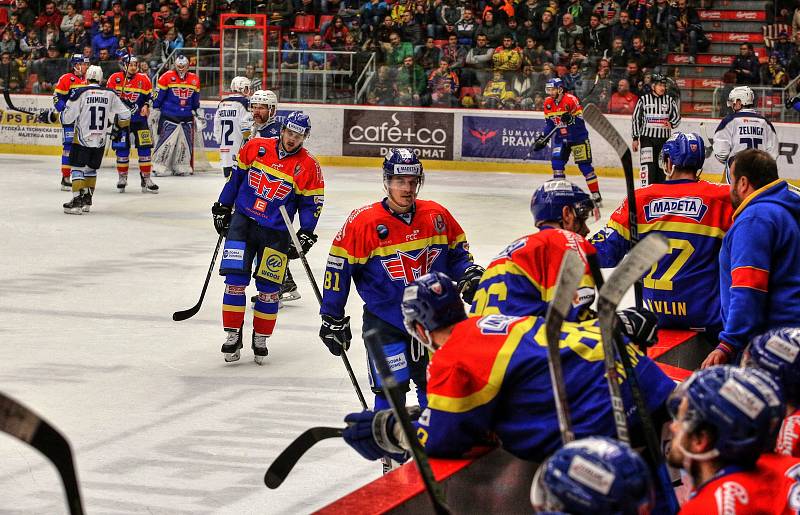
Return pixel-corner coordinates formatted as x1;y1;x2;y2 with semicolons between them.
61;65;131;215
246;89;281;140
713;86;778;183
213;76;251;178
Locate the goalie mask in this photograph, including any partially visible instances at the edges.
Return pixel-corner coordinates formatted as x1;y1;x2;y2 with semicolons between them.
174;55;189;77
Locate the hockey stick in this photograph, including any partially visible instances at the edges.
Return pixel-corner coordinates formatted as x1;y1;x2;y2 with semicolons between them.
278;205;368;410
365;330;451;515
582;103;643;308
264;426;343;489
0;392;85;515
3;88;37;116
544;250;584;444
172;234;224;321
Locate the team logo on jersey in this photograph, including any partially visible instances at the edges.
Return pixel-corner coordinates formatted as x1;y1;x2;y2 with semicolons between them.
714;481;748;515
381;247;441;284
248;169;292;201
643;197;707;222
495;238;526;260
431;214;446;234
477;314;519;335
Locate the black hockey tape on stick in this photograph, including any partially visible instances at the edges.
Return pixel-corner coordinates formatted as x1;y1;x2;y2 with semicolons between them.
3;89;37;116
264;426;344;489
0;392;85;515
278;205;368;411
172;233;224;321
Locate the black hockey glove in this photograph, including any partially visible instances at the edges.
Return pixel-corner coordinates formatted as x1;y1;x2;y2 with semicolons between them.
616;307;658;348
36;110;58;124
211;202;232;236
457;264;485;305
560;112;574;125
320;314;351;356
287;229;318;259
533;135;548;151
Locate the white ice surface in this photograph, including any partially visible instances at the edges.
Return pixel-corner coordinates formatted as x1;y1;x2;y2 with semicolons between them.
0;155;635;514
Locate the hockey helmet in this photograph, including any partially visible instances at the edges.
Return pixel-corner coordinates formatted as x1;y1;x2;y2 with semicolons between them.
659;132;705;174
70;53;89;75
250;89;278;120
728;86;754;109
85;65;103;84
116;50;138;73
383;148;424;192
230;76;252;95
174;54;189;76
668;365;784;466
545;77;564;96
650;73;668;84
531;437;654;515
530;179;593;227
744;328;800;404
282;111;311;136
401;271;467;349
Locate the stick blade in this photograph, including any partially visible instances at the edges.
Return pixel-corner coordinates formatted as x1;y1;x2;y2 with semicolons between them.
599;235;669;306
172;305;200;322
264;427;343;489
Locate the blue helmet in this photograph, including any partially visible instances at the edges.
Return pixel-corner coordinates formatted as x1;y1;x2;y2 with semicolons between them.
660;132;705;173
70;53;89;72
401;272;467;344
545;77;564;92
668;365;784;465
745;328;800;403
531;436;654;515
282;111;311;136
531;179;594;226
383;148;424;191
116;50;137;72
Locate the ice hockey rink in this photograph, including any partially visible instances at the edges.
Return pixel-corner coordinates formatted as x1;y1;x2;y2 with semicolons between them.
0;153;639;514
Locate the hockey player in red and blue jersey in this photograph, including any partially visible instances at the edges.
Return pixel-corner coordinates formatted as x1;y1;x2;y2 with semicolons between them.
533;78;602;207
107;51;158;194
151;55;201;176
591;132;733;336
319;149;483;412
212;112;323;365
470;179;597;321
342;272;674;464
667;365;800;515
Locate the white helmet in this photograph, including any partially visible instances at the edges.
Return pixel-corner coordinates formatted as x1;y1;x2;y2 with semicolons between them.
728;86;754;109
250;89;278;122
230;76;252;95
85;65;103;83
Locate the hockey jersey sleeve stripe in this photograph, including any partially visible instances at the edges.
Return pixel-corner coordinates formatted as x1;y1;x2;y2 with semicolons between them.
639;220;727;238
448;233;467;248
731;266;769;292
607;219;630;240
427;317;535;413
295;186;324;196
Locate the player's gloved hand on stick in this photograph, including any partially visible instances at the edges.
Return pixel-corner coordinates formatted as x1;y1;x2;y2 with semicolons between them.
320;314;351;356
560;112;574;125
457;264;485;305
616;307;658;348
36;110;58;124
533;135;548;151
211;202;232;236
287;229;318;259
343;410;410;462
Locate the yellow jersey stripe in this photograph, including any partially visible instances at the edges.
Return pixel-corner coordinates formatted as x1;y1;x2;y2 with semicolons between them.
328;235;455;264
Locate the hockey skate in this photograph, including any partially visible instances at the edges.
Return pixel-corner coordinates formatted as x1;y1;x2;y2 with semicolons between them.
117;173;128;193
81;191;92;213
280;271;301;303
63;196;83;215
252;332;269;365
221;328;243;362
60;176;71;191
141;174;159;194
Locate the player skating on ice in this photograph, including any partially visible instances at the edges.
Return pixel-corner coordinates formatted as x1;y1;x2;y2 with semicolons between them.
245;89;282;140
666;365;800;514
151;55;201;176
60;65;131;214
470;179;598;321
213;76;252;179
531;437;655;514
713;86;778;183
591;132;733;338
212;112;323;364
107;51;158;194
318;149;484;411
533;78;603;208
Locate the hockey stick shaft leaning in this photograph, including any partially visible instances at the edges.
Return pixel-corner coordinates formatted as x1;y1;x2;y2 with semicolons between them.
3;89;37;116
172;233;224;321
0;392;85;515
544;250;584;444
278;205;368;410
264;426;343;489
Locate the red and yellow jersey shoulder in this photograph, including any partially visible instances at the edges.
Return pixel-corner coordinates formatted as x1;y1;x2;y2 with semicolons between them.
156;70;200;91
543;93;582;119
238;138;323;196
106;72;152;95
54;72;87;95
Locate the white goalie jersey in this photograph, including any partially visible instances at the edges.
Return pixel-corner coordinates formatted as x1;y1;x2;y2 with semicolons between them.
213;95;250;168
713;109;778;165
62;85;131;148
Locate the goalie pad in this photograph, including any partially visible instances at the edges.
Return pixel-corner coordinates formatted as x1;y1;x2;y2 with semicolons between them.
152;120;193;176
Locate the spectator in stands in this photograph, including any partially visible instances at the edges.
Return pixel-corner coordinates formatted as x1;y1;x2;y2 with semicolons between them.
555;12;583;63
463;33;494;86
521;35;545;68
763;54;789;86
186;22;211;48
298;0;322;25
416;37;441;72
506;17;525;45
0;30;17;56
428;58;459;106
0;52;23;91
98;46;116;76
648;0;671;47
478;10;506;48
399;10;423;46
480;69;516;108
605;35;627;70
11;0;36;32
531;8;556;57
375;16;396;51
730;43;761;85
367;64;397;104
81;44;92;61
174;7;196;41
566;0;592;27
20;28;46;62
585;60;614;108
455;8;478;45
639;17;662;55
5;14;26;42
92;21;118;57
396;54;427;105
135;27;161;68
60;3;83;37
384;31;413;66
435;0;464;39
586;14;609;61
35;2;63;31
323;15;350;49
593;0;620;27
630;35;656;71
348;18;364;44
361;0;389;33
106;1;130;39
772;31;793;66
492;33;521;80
33;46;64;93
669;0;702;62
517;0;545;25
307;33;334;69
562;61;583;92
281;31;307;71
44;24;66;54
610;10;635;51
156;5;176;36
624;59;643;94
128;4;152;39
442;33;467;73
608;78;638;113
485;0;514;25
160;27;184;60
787;34;800;77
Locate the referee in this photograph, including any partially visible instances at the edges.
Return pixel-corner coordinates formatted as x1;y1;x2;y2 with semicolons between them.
631;74;681;185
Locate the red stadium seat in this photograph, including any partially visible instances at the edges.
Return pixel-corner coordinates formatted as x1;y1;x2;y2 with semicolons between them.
433;39;447;47
24;73;38;93
318;14;334;30
0;8;8;23
291;14;315;33
83;10;93;28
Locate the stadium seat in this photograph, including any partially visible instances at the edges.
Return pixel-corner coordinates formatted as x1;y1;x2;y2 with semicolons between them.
291;14;315;33
83;10;93;28
24;73;38;94
433;39;447;47
318;14;334;31
0;8;8;23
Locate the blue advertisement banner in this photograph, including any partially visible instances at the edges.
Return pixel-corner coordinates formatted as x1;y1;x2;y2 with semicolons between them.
461;115;551;160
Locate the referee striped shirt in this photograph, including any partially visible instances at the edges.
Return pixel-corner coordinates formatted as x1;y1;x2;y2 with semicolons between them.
631;93;681;140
